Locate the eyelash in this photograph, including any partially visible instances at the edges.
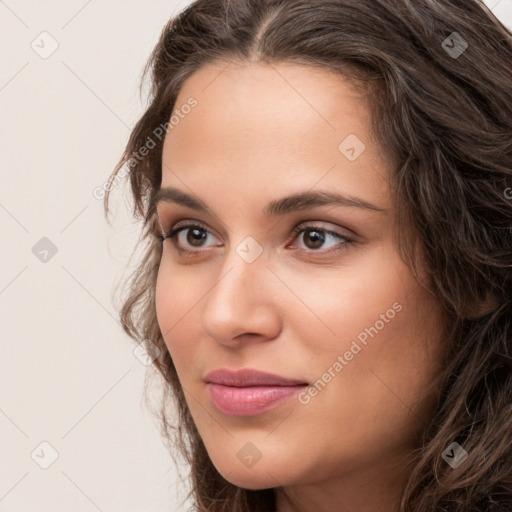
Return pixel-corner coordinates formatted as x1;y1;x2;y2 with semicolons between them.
159;221;355;257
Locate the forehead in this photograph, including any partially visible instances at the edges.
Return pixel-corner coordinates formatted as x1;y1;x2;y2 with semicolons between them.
161;61;390;210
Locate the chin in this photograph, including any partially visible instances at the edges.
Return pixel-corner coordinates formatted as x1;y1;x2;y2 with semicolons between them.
217;465;285;490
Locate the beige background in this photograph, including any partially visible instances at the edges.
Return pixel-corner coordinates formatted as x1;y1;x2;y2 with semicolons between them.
1;1;510;511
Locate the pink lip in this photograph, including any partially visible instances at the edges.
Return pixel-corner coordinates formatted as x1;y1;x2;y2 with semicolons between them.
204;368;309;416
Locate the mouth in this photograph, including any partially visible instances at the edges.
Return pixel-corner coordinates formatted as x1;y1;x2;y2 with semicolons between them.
203;368;309;416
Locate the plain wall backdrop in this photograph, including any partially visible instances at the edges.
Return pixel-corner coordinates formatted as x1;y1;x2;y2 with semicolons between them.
1;1;511;511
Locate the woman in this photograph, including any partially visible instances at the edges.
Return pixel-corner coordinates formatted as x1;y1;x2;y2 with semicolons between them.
104;0;512;510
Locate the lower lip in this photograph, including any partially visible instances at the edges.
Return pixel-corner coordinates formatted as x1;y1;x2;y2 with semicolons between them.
207;383;307;416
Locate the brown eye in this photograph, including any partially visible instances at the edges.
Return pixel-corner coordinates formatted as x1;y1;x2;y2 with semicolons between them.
162;222;221;253
289;224;354;255
301;228;326;249
184;227;208;247
162;220;354;258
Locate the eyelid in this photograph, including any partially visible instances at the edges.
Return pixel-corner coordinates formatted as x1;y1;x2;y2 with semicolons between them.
162;220;223;253
293;220;355;239
162;218;352;241
165;219;221;241
158;213;223;239
287;223;355;252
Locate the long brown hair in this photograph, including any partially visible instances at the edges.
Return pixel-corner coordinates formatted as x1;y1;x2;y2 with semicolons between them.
104;0;512;510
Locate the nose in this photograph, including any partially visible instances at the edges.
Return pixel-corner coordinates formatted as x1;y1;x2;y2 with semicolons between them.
200;248;282;348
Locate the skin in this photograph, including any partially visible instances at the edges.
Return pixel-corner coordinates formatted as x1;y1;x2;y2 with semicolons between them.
154;60;448;512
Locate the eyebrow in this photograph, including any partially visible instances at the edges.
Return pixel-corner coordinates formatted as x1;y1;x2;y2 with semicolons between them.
149;186;386;217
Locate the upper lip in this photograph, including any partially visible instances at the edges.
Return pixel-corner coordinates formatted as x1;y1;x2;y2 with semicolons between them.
204;368;309;387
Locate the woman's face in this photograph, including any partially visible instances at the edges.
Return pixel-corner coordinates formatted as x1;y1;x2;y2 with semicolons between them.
155;61;447;508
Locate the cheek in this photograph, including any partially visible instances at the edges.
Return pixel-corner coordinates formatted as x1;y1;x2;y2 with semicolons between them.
155;257;207;375
155;260;188;355
155;262;172;339
282;243;412;349
297;244;445;421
